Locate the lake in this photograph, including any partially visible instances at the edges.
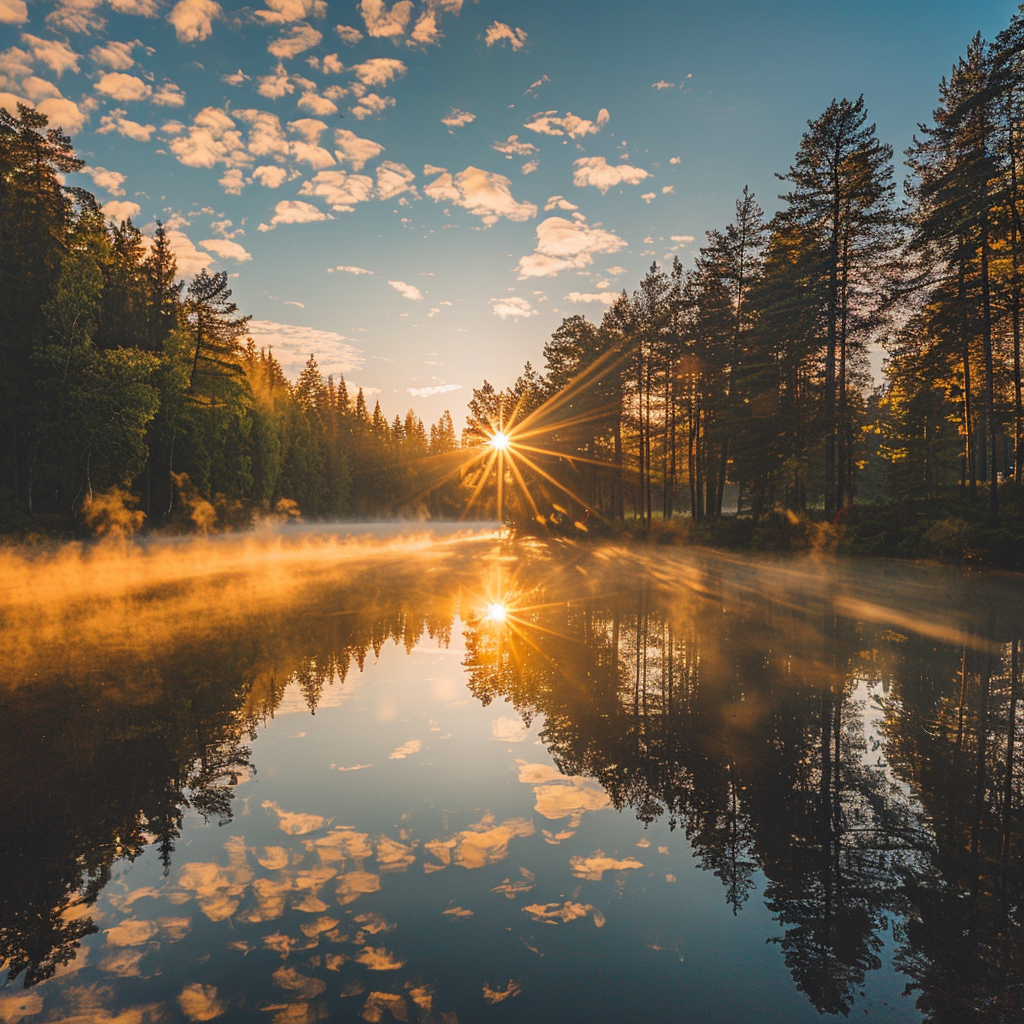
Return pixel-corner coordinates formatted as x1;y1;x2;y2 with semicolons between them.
1;527;1022;1024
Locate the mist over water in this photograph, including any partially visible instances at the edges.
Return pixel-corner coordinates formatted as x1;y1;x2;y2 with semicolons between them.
2;528;1023;1023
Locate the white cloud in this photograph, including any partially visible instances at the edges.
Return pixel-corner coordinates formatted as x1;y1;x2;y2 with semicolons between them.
97;107;154;140
287;115;326;143
409;9;439;46
299;169;373;211
256;64;293;98
389;279;422;300
335;23;363;45
565;291;618;305
407;383;461;397
222;69;249;86
441;107;474;128
167;107;249;169
218;168;246;193
662;185;674;194
252;164;288;187
669;156;681;165
253;0;326;25
521;159;538;175
268;22;322;58
351;56;405;87
331;264;372;274
572;155;650;193
200;237;252;261
152;81;186;107
95;71;151;101
641;192;655;203
258;199;331;231
334;127;383;170
89;40;137;69
517;214;627;279
670;234;693;244
490;296;536;319
544;195;578;211
605;265;626;275
0;45;33;79
651;80;674;90
20;76;60;101
321;53;344;74
524;74;549;96
15;93;88;132
86;165;125;195
376;159;415;200
484;20;526;50
45;0;106;35
491;134;537;158
524;108;609;139
101;199;141;221
236;108;290;158
247;319;362;379
359;0;412;39
424;165;536;227
297;91;337;116
0;0;28;25
168;0;222;42
22;34;81;76
350;91;394;120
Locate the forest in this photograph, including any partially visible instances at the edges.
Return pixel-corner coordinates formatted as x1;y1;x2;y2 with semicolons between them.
3;9;1024;561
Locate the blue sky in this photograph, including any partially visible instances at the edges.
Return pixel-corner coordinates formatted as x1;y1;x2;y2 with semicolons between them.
0;0;1018;423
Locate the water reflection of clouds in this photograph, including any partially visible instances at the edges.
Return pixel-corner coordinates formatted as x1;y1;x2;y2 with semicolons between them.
516;760;611;843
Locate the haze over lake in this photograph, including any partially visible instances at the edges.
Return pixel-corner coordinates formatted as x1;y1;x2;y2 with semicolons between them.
2;527;1022;1023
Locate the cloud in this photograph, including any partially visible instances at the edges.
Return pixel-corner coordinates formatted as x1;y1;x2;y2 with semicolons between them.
0;0;28;24
88;40;138;69
101;199;140;221
253;0;326;25
168;0;222;42
235;108;290;158
388;279;422;300
258;199;330;230
524;74;549;95
218;168;246;193
333;127;383;170
45;0;107;34
256;64;293;98
164;228;213;275
22;34;81;76
252;164;288;187
221;69;249;86
351;57;405;87
288;118;335;168
200;238;252;261
178;984;225;1023
409;9;439;46
484;21;526;50
247;319;362;379
572;155;650;193
662;185;674;194
297;91;337;116
521;159;538;174
350;92;395;120
166;107;249;169
544;195;577;211
424;166;536;227
9;92;88;132
359;0;412;39
491;134;537;158
86;165;125;194
524;108;609;139
490;296;536;319
641;192;655;203
651;80;674;90
268;23;322;58
335;23;363;45
517;213;627;279
441;107;474;128
298;169;373;211
96;71;151;101
565;291;618;305
407;383;461;397
669;156;681;165
331;264;372;274
376;160;415;200
0;45;32;79
146;80;184;107
97;107;154;140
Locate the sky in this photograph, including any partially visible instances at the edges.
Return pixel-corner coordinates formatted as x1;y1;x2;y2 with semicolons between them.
1;0;1020;425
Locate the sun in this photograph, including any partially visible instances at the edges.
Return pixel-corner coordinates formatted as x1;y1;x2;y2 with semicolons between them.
484;602;508;623
488;431;511;451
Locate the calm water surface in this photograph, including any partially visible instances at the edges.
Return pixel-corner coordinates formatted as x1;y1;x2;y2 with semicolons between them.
2;528;1023;1024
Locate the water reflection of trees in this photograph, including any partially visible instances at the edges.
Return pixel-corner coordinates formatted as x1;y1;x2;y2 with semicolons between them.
4;541;1024;1021
461;553;1024;1020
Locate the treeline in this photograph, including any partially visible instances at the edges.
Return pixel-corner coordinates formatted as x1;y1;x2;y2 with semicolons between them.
467;11;1024;528
0;104;462;530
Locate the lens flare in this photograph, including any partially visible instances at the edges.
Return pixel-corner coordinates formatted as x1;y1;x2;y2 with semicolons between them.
488;431;510;451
